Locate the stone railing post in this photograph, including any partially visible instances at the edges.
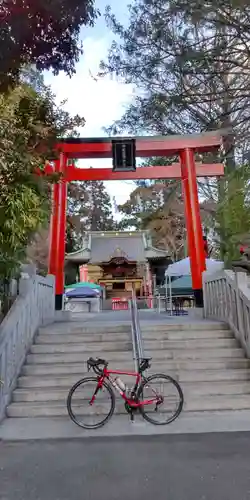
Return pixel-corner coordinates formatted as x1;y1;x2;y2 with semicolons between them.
235;272;247;334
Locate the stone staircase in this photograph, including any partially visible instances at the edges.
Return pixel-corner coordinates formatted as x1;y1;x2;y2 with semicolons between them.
2;317;250;440
7;323;133;418
5;319;250;420
142;321;250;412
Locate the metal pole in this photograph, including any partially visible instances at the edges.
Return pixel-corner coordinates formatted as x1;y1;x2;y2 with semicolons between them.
169;275;173;316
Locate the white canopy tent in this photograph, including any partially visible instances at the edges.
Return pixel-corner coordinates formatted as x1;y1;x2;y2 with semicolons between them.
165;257;224;277
165;257;224;314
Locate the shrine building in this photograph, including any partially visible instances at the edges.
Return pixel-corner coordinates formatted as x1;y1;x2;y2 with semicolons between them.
65;231;170;299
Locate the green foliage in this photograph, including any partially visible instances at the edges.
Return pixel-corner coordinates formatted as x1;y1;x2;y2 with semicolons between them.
0;185;48;278
216;166;250;265
65;263;79;287
0;77;85;279
67;180;116;252
0;0;98;90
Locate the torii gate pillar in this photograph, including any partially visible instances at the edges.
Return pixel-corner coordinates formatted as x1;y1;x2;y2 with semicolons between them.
48;153;67;310
180;149;206;306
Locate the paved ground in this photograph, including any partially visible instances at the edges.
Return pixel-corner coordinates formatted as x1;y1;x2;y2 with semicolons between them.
1;433;250;500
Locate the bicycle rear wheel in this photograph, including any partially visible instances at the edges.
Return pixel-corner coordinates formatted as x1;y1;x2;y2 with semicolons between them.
138;373;184;425
67;376;115;429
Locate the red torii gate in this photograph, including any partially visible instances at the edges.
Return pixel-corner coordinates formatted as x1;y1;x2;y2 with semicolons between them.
45;132;224;310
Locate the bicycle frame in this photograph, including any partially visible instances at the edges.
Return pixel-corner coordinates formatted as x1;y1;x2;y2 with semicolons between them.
89;367;159;408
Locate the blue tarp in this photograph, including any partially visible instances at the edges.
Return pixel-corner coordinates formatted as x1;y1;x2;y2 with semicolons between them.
158;275;193;296
65;281;102;290
171;276;192;289
65;286;99;298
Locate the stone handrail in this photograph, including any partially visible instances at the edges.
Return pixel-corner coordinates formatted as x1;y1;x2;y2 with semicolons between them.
0;274;55;421
203;269;250;358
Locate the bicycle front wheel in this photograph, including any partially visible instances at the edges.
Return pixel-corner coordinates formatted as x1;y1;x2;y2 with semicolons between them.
138;373;184;425
67;376;115;429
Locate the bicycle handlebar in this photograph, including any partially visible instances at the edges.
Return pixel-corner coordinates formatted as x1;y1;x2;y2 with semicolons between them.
87;357;108;375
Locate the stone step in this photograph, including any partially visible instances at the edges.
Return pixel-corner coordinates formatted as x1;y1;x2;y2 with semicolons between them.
22;358;250;376
36;329;233;344
12;381;250;403
7;394;250;417
142;329;233;340
39;325;132;335
30;341;133;354
17;368;250;389
34;337;237;351
4;411;250;440
26;351;133;365
36;333;132;344
186;395;250;412
5;400;146;417
142;322;229;332
144;348;245;359
144;338;238;349
38;321;228;336
26;348;245;365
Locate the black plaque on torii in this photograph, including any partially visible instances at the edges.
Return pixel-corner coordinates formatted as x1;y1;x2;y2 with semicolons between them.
112;138;136;172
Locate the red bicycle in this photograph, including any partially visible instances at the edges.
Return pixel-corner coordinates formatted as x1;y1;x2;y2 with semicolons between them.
67;357;184;429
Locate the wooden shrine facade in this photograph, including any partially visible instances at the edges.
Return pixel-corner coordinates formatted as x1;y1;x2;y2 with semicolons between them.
66;231;170;299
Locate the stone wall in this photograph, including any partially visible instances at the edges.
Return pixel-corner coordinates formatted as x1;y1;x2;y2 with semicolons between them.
0;274;55;421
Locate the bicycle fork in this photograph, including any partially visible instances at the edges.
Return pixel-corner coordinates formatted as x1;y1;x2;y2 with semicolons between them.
89;377;104;405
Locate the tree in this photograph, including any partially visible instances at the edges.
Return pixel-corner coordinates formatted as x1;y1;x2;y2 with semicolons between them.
119;192;186;260
0;0;98;89
102;0;250;157
101;0;250;263
0;80;84;282
116;157;185;259
171;0;250;60
83;181;116;232
66;180;116;252
26;228;50;276
214;166;250;264
117;176;216;261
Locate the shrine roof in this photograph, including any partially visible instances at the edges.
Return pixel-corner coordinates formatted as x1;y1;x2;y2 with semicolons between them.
66;231;169;264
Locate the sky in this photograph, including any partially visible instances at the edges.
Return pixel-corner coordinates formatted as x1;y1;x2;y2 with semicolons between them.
44;0;136;210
